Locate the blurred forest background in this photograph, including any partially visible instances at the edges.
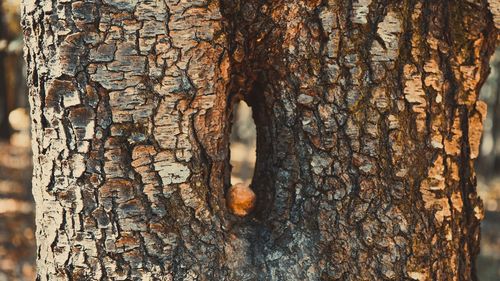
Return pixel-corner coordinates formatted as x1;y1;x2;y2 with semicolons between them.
0;1;499;280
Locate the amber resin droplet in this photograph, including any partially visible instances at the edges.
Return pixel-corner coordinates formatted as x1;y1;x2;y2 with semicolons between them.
227;183;256;217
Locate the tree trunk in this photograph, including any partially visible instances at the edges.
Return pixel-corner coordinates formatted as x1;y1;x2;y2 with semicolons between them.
22;0;499;280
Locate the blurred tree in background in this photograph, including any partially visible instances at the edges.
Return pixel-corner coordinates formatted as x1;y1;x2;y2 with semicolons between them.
0;0;9;138
479;50;500;180
0;1;34;281
0;0;27;140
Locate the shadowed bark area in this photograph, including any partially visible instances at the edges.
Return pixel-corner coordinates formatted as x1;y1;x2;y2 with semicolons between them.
22;0;499;280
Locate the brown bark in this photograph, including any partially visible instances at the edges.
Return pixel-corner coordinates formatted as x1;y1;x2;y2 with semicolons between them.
22;0;500;280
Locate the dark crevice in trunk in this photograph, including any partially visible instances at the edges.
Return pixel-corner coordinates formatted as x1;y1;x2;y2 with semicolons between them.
246;81;276;222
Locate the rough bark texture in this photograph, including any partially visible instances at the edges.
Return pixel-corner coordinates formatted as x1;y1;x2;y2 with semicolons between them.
22;0;500;280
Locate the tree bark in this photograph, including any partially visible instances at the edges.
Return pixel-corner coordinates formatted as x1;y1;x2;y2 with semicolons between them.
22;0;500;280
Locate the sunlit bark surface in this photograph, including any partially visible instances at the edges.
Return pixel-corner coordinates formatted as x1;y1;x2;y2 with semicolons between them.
22;0;499;280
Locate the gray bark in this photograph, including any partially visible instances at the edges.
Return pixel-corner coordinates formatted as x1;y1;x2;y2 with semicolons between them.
22;0;500;280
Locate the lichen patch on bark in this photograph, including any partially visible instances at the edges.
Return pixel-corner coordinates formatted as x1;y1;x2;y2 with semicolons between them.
403;64;427;133
371;10;402;63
